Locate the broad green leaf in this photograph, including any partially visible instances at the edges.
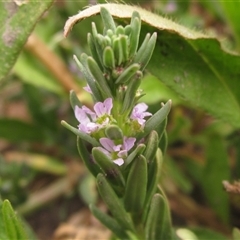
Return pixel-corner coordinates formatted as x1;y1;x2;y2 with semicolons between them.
0;118;46;142
0;1;54;81
140;74;180;105
64;3;240;128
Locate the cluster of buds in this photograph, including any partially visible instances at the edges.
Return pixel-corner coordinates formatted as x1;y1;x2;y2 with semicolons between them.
62;7;173;240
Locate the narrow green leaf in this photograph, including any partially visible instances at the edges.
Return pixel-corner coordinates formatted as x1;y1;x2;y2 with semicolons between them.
124;155;147;213
70;90;82;110
88;33;103;70
0;1;54;81
119;35;128;63
121;77;141;114
75;54;103;102
139;100;171;140
142;148;162;223
92;147;125;187
100;7;116;32
157;186;174;240
124;143;146;167
2;200;28;240
96;173;135;231
61;120;99;147
134;32;157;71
115;63;140;84
159;130;168;155
143;130;159;163
77;137;101;177
91;22;104;70
145;194;162;240
90;204;128;239
64;3;240;128
113;37;123;66
0;200;8;239
87;56;112;98
103;46;115;69
129;12;141;58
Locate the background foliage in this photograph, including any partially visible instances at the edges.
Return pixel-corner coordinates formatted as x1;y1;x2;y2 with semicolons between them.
1;0;240;239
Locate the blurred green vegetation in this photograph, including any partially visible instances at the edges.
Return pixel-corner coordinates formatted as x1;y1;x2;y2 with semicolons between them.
1;1;240;239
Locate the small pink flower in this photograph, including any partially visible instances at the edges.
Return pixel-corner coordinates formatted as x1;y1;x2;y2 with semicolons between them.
74;98;113;134
130;103;152;126
97;137;136;166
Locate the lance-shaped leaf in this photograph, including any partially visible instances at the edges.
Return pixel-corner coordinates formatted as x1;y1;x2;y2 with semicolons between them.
92;147;125;187
143;130;159;163
124;154;147;213
2;200;28;240
0;1;54;81
103;46;115;69
64;3;240;129
121;77;142;114
90;204;128;239
69;90;82;110
61;120;99;147
96;173;135;231
129;11;141;58
87;56;113;98
74;54;103;102
100;7;116;33
77;137;101;177
158;130;168;155
143;148;163;223
124;143;145;167
115;63;141;84
134;32;157;71
138;100;171;140
145;193;174;240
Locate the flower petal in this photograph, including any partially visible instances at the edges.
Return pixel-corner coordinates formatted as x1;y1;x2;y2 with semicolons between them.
113;158;124;166
118;150;127;158
123;137;136;151
74;106;90;124
99;138;115;152
130;102;152;126
82;106;96;121
104;98;113;115
94;98;113;116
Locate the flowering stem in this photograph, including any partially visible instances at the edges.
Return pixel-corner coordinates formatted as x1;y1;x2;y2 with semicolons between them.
63;6;173;240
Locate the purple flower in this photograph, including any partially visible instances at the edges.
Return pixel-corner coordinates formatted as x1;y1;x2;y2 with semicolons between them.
130;103;152;126
74;98;113;134
98;137;136;166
